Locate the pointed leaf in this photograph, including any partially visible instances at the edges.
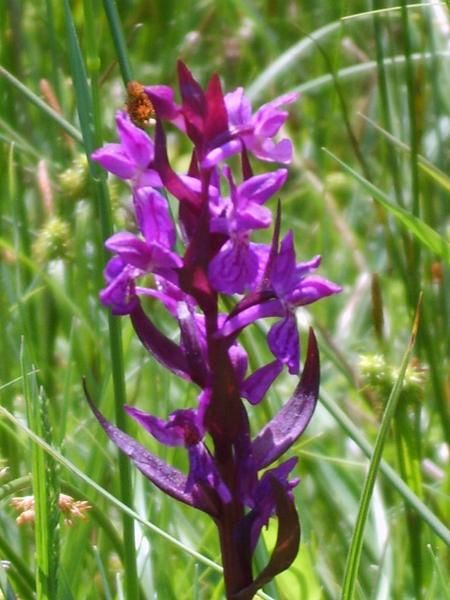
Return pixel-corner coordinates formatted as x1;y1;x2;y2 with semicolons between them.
252;328;319;469
231;478;301;600
153;119;200;209
84;382;217;516
177;60;206;145
130;303;191;381
205;73;228;142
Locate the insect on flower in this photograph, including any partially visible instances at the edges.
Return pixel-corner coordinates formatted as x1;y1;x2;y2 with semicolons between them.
126;80;155;127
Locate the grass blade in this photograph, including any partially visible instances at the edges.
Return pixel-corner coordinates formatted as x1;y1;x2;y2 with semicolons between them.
61;1;139;597
340;298;421;598
323;148;450;264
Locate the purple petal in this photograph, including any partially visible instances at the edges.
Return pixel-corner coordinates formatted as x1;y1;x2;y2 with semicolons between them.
252;328;320;469
201;139;243;169
144;85;180;121
249;137;293;164
208;239;259;294
116;111;154;168
271;231;297;296
253;109;287;138
125;407;185;447
149;244;183;271
105;232;153;270
238;169;288;205
134;187;176;248
220;298;284;337
267;315;299;375
83;383;216;515
224;87;252;128
262;91;299;110
236;203;272;232
187;443;232;504
287;275;342;306
241;360;284;405
91;144;136;179
100;260;139;315
135;170;162;188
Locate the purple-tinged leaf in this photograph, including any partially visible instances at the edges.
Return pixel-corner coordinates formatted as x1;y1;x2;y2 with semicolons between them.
130;303;192;381
153;119;200;210
177;302;209;387
240;146;253;180
252;328;319;469
231;477;300;600
177;60;206;145
241;359;283;405
83;381;217;516
267;315;300;375
179;200;217;315
204;73;228;143
259;200;281;290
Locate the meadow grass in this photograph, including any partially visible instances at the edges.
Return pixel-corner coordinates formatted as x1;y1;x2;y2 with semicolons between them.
0;1;449;599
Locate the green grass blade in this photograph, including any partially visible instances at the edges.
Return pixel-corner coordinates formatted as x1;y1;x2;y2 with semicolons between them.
340;301;421;599
318;390;450;547
20;341;60;599
360;113;450;192
323;148;450;264
102;0;133;84
61;1;139;597
0;65;82;144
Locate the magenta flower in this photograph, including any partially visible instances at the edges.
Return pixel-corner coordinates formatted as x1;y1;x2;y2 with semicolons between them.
221;231;341;375
91;111;161;188
87;61;340;599
202;87;298;168
208;167;287;294
100;187;182;314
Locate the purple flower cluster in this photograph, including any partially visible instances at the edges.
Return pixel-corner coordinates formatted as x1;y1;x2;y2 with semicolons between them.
88;62;340;598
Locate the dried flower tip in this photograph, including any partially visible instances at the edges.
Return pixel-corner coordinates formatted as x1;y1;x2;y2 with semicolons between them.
126;80;155;126
0;466;9;479
37;159;54;214
58;493;91;526
11;493;91;527
11;496;35;525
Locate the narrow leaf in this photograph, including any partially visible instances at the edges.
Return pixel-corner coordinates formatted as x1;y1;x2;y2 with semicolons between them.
340;296;422;598
130;303;192;380
232;479;300;600
83;381;217;516
252;329;320;469
323;148;450;264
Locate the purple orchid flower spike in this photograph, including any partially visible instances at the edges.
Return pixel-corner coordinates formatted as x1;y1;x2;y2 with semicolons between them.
88;61;340;600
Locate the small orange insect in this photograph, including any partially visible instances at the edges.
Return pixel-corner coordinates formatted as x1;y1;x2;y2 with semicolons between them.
126;80;155;127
